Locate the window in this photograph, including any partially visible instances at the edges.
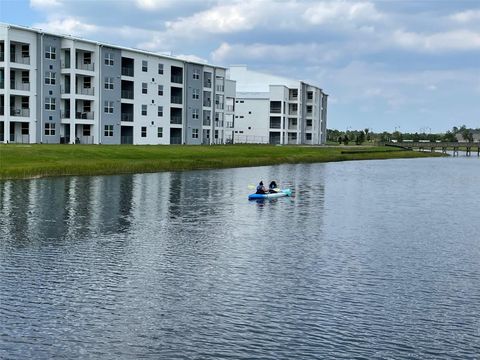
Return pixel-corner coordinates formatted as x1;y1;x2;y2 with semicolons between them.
192;109;199;119
158;85;163;96
22;71;29;83
104;53;114;66
306;133;312;140
44;123;55;136
307;91;313;100
45;46;56;60
306;119;312;127
214;130;219;139
104;101;114;114
141;104;147;116
21;123;29;135
192;89;199;99
83;101;91;112
192;128;199;138
142;82;148;94
45;71;56;85
45;97;56;111
21;45;29;58
157;127;163;138
142;60;148;72
158;106;163;117
104;77;114;90
83;53;91;64
104;125;114;137
158;63;164;74
83;126;91;136
141;126;147;137
83;77;91;89
193;69;200;79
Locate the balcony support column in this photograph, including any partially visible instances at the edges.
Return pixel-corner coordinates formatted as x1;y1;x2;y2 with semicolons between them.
4;30;10;143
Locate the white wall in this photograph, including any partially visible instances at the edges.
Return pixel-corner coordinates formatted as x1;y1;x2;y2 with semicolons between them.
233;98;270;143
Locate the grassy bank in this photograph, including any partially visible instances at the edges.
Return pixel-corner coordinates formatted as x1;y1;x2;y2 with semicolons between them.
0;144;443;180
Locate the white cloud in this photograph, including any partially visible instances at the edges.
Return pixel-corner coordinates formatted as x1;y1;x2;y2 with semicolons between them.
303;1;383;25
450;9;480;23
33;17;98;36
393;29;480;52
30;0;62;8
212;42;339;64
135;0;175;10
166;2;261;35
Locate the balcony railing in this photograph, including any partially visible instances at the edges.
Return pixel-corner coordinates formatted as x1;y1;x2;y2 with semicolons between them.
121;136;133;144
203;119;211;126
171;95;182;104
226;105;234;112
61;86;70;94
11;54;30;65
61;61;70;69
10;108;30;117
170;116;182;124
11;82;30;91
204;80;212;88
75;111;94;120
216;85;224;92
215;120;224;127
203;101;211;107
216;103;224;110
121;67;134;77
289;110;298;116
61;111;71;119
121;90;134;99
76;136;94;144
77;62;95;71
76;87;95;96
9;134;30;144
269;122;281;129
171;75;183;84
121;113;133;122
170;136;182;144
270;108;281;114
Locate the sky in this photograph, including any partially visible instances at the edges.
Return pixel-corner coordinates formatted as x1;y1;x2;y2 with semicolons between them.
1;0;479;133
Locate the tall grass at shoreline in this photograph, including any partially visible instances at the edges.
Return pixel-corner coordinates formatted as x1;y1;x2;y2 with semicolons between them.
0;144;443;180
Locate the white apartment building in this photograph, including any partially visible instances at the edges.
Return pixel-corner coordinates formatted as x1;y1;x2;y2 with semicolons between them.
227;65;327;145
0;23;235;145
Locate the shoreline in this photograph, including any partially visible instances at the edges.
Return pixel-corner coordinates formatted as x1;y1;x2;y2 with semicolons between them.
0;144;444;180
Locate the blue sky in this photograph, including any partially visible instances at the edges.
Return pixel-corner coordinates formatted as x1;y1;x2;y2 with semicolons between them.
1;0;479;133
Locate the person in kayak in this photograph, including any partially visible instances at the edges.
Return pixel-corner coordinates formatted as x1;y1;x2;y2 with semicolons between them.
269;181;278;193
256;181;268;194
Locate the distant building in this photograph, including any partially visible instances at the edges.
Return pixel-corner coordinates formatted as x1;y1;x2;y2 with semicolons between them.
0;23;235;145
227;65;327;145
455;130;480;143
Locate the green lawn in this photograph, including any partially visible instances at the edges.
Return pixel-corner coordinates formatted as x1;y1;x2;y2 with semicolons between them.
0;144;444;180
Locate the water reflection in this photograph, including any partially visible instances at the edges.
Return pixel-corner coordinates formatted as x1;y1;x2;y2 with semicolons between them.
1;159;479;359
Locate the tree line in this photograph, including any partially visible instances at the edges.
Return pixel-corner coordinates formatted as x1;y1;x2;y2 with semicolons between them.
327;125;480;145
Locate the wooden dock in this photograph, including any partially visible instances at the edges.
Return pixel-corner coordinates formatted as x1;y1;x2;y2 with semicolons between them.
386;142;480;156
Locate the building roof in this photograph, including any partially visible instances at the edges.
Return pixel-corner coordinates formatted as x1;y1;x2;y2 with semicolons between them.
228;65;324;93
1;22;226;69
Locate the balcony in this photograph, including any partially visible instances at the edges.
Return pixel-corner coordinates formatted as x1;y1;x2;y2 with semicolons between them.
216;103;224;110
76;63;94;71
204;79;211;88
10;108;30;117
121;90;133;99
61;61;71;69
121;113;133;122
76;87;95;96
216;85;224;92
226;105;234;112
121;67;134;77
171;75;183;84
170;116;182;125
61;111;71;119
11;82;30;91
203;118;211;126
61;86;71;94
11;54;30;65
171;95;182;104
75;111;94;120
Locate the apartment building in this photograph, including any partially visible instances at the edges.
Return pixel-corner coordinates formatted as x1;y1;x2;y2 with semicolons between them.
227;65;327;145
0;23;235;145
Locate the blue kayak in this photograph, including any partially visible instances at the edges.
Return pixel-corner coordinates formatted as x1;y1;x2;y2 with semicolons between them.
248;188;292;200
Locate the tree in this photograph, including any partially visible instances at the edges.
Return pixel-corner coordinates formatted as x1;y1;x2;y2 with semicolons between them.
343;135;349;145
